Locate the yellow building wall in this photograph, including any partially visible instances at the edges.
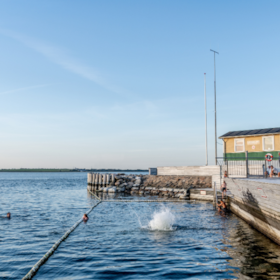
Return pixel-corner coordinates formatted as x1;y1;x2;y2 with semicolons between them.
275;135;280;151
224;134;280;153
224;138;234;153
245;136;262;152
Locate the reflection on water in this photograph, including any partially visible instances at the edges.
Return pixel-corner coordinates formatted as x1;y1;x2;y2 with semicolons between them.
1;172;280;279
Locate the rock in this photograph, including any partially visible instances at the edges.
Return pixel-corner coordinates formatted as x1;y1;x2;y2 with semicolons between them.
108;187;117;193
179;194;188;200
126;182;134;189
132;186;139;191
103;187;108;193
173;188;181;193
135;177;141;185
115;181;121;187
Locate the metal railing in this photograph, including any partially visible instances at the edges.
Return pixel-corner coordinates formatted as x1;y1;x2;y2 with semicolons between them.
217;156;280;178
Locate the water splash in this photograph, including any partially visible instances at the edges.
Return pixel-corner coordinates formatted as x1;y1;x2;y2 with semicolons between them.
148;207;176;231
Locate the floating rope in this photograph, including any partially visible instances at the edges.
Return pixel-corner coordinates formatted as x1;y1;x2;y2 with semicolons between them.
88;189;101;200
22;201;102;280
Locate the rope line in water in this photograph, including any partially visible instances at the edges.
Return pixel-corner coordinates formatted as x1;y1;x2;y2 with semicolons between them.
22;201;102;280
88;189;101;200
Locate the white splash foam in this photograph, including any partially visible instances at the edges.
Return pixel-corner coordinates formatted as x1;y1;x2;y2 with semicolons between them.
148;207;176;231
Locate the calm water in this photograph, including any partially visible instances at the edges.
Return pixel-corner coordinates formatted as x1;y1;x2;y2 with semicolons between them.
1;173;280;279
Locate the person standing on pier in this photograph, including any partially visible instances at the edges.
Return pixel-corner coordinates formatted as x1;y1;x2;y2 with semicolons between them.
221;181;227;199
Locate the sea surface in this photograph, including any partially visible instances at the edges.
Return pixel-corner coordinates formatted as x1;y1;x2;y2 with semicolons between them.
1;172;280;279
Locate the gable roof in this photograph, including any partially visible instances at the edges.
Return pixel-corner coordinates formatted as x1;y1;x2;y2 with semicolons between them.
219;127;280;138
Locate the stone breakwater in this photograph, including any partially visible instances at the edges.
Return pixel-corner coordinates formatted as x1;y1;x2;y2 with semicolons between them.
87;173;212;199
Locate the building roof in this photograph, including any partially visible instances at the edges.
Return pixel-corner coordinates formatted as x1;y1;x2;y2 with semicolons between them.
219;127;280;138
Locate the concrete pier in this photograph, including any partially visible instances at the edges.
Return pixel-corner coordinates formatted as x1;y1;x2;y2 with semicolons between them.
226;178;280;245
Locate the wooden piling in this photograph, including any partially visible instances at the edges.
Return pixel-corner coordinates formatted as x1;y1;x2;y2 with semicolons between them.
106;174;110;186
98;173;102;190
87;173;92;185
111;173;115;185
92;174;96;190
102;174;107;187
95;173;99;188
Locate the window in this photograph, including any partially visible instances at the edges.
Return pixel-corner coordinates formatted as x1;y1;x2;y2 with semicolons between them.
234;138;244;152
263;136;274;151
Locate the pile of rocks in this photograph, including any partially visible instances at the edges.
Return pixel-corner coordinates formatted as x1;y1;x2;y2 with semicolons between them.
89;174;211;200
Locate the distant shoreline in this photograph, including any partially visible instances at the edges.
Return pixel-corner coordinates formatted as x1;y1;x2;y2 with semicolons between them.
0;169;149;172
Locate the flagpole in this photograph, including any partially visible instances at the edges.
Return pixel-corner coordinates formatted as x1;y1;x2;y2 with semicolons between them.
204;73;208;166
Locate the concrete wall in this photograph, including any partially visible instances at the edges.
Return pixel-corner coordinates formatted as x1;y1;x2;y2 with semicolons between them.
226;178;280;245
157;166;221;188
190;188;215;201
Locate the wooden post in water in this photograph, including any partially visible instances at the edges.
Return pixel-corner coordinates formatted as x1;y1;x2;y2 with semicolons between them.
111;174;115;186
102;174;105;187
98;173;102;190
87;173;92;185
106;174;110;186
95;173;99;188
92;173;96;190
87;173;92;191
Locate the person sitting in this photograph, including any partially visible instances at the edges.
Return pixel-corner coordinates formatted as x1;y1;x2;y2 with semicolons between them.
224;171;228;178
220;181;227;199
270;166;274;178
272;166;279;176
83;214;88;221
217;200;227;212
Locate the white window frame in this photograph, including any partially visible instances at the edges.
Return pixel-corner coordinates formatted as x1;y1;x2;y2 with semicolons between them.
234;138;245;153
262;135;274;151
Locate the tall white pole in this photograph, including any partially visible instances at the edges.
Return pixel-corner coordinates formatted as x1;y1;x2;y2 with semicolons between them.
210;49;219;165
204;73;208;166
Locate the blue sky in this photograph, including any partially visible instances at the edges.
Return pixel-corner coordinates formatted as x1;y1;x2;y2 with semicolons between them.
0;0;279;169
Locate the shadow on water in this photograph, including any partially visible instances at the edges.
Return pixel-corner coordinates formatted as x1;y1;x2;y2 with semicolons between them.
226;218;280;279
241;188;270;239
